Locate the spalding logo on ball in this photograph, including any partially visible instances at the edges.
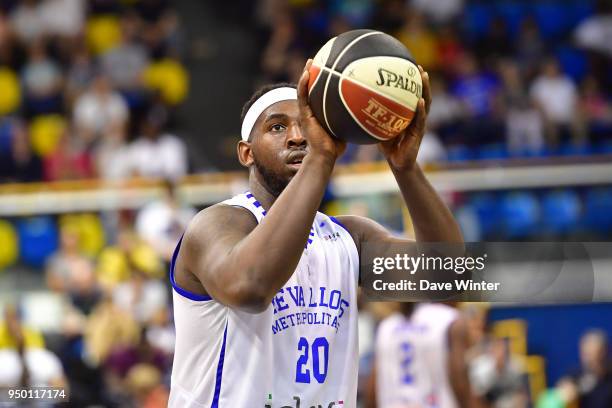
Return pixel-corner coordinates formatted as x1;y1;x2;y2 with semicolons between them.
308;29;422;144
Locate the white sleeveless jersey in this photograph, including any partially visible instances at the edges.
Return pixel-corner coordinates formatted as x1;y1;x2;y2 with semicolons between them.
169;192;360;408
375;303;459;408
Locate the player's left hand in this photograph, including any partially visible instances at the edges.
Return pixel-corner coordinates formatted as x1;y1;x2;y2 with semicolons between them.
378;65;432;172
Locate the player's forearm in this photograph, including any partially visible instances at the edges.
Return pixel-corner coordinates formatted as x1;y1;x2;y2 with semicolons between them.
234;154;333;306
392;164;463;243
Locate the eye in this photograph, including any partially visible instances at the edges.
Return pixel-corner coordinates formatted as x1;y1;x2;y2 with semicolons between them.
270;123;286;132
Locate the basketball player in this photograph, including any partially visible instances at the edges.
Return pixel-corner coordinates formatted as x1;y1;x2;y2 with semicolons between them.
168;60;463;407
365;303;480;408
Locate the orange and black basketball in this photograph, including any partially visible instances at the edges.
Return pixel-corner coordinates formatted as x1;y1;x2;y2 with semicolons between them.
308;29;422;144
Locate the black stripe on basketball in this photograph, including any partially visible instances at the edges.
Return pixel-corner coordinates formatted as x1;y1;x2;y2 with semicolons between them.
332;32;415;72
323;29;378;68
324;71;376;144
308;66;335;137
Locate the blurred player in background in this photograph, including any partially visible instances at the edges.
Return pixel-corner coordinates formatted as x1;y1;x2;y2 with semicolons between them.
168;59;462;407
365;302;480;408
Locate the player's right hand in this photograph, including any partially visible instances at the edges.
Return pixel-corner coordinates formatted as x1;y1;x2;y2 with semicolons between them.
297;59;346;165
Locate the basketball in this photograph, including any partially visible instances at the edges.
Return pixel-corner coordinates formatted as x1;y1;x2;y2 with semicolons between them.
307;29;422;144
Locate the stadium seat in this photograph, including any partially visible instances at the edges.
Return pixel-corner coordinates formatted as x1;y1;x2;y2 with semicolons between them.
558;142;591;157
555;46;588;82
446;144;474;162
477;143;509;160
469;193;499;238
455;205;482;241
60;214;106;257
495;2;527;36
463;3;493;38
567;0;595;28
499;192;540;239
85;15;122;55
0;220;19;270
594;141;612;155
541;190;581;235
97;247;130;289
0;68;21;116
584;188;612;236
532;2;570;39
143;59;190;106
17;216;59;268
0;119;14;154
29;115;67;158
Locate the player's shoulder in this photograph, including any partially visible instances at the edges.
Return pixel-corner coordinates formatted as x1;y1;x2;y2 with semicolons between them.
183;202;258;245
334;214;394;244
378;312;405;334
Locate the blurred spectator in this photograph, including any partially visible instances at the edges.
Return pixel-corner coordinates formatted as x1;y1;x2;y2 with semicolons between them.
38;0;85;39
427;77;462;140
410;0;463;25
574;10;612;58
536;377;578;408
106;328;167;380
370;0;406;33
579;76;612;142
0;344;66;389
113;247;167;324
45;225;92;293
417;131;447;164
94;122;131;180
530;58;584;147
43;126;94;180
125;363;169;408
451;52;503;144
0;120;43;183
436;24;465;76
145;308;175;357
9;0;45;44
395;9;440;71
73;74;129;145
100;12;149;93
500;60;544;156
571;330;612;408
21;40;63;116
0;304;66;389
64;46;97;106
515;17;546;80
260;11;297;83
68;258;101;316
476;17;513;61
135;180;196;261
469;338;528;408
127;107;188;180
85;295;140;365
0;304;45;349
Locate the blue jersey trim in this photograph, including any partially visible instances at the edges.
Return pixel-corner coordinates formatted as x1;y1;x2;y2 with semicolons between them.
211;323;228;408
169;236;213;301
330;216;350;234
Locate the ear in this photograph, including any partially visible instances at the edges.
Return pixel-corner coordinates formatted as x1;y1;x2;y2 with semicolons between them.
237;140;254;167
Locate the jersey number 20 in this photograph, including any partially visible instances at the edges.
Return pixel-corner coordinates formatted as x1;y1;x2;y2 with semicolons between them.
295;337;329;383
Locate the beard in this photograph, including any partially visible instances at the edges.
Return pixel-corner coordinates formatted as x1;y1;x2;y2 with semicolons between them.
253;156;291;197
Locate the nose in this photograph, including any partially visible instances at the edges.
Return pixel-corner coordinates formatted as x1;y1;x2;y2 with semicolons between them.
286;124;307;148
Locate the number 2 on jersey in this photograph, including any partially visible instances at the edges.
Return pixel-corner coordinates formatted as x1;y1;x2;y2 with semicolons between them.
295;337;329;383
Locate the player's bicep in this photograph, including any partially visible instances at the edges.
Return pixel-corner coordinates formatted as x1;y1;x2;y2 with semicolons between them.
335;214;414;249
182;205;257;304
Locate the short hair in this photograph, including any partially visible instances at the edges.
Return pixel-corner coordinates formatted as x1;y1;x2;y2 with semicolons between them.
240;82;297;123
581;329;608;348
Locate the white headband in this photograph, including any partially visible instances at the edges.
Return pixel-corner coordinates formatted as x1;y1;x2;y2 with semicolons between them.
240;87;298;141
